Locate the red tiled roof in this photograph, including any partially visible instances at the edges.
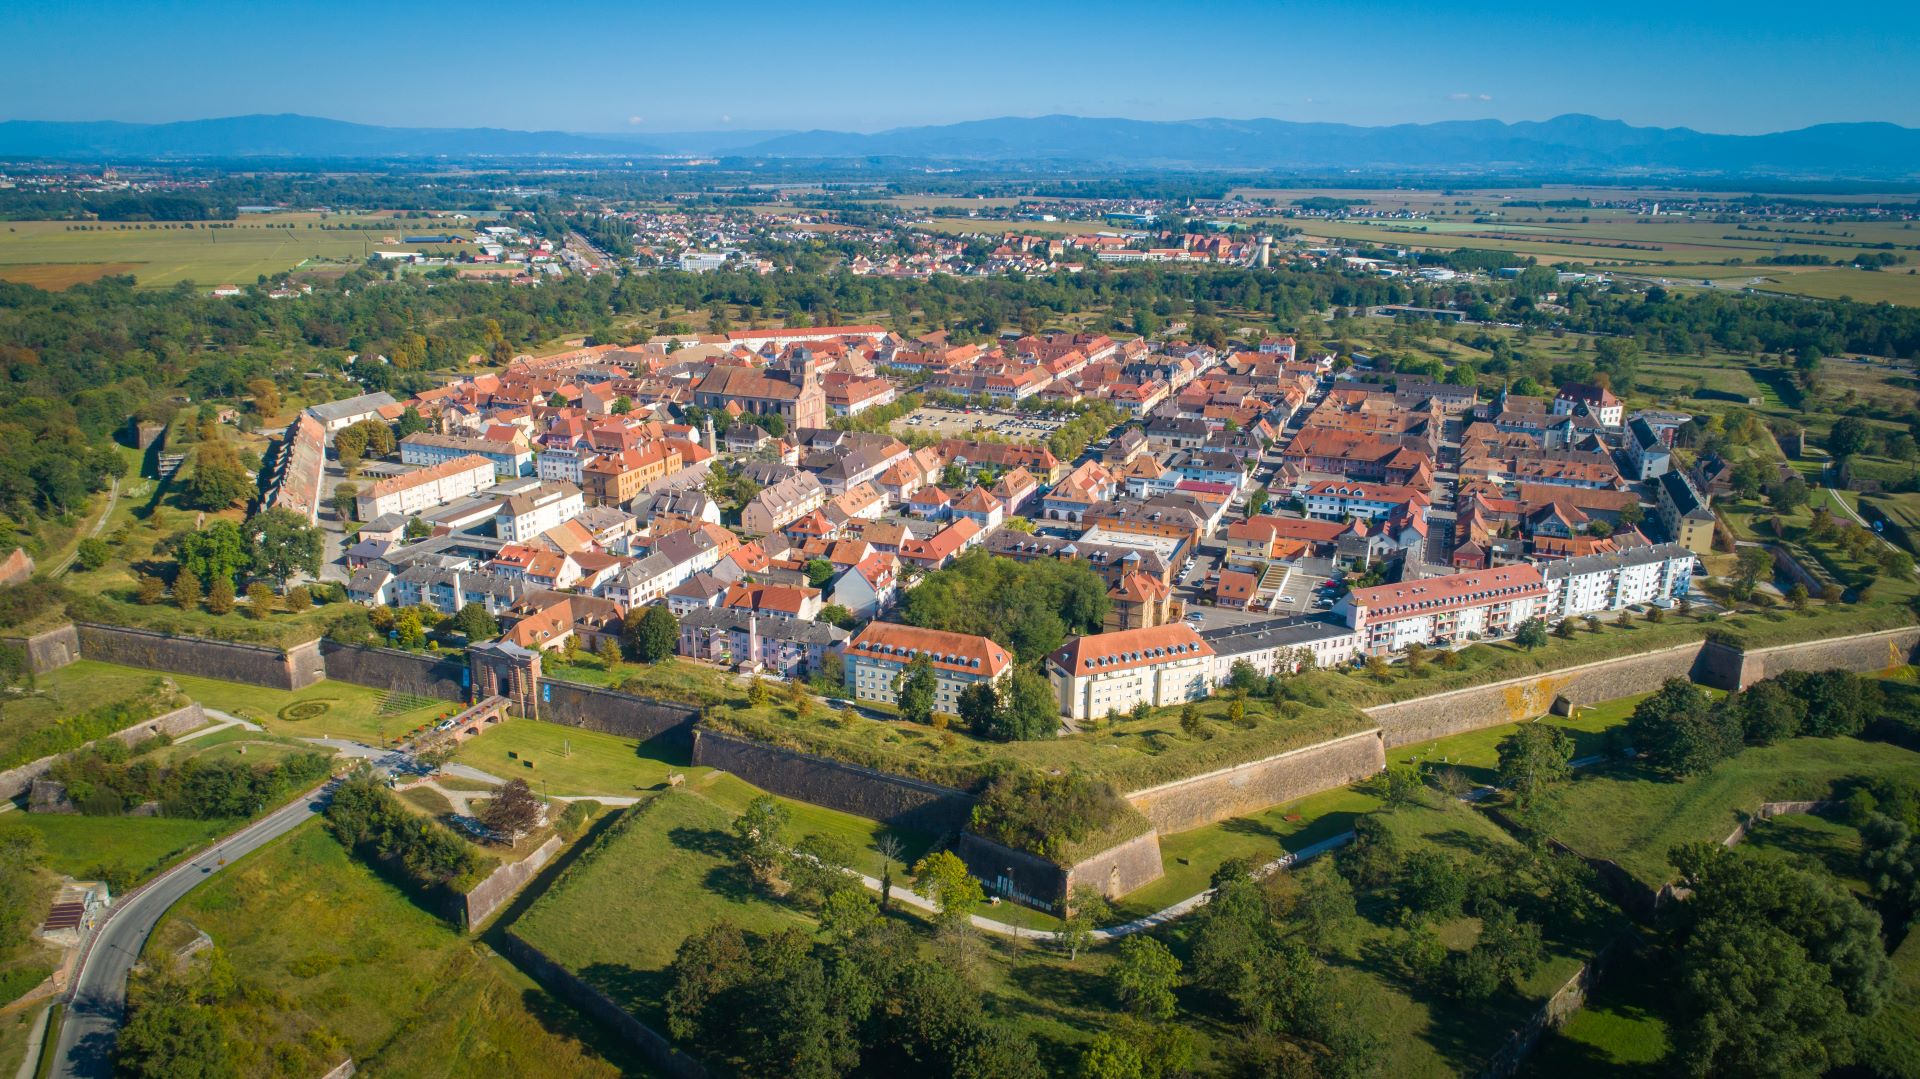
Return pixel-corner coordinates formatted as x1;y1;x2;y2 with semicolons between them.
845;622;1012;677
1050;624;1213;677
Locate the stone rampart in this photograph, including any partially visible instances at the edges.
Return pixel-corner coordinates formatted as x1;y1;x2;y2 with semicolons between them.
1065;828;1166;902
1363;642;1710;747
496;932;706;1079
1125;729;1387;834
0;624;80;674
691;727;975;834
956;833;1070;911
320;641;468;700
541;679;699;752
0;702;205;801
75;623;325;690
461;834;562;930
1732;625;1920;687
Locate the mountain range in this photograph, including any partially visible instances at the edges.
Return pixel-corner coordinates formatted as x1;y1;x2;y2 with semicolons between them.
3;112;1918;177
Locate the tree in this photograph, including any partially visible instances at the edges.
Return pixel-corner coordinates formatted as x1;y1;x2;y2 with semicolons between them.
175;519;249;587
984;670;1060;742
1112;936;1182;1021
1788;582;1810;611
1513;617;1549;651
205;576;235;615
1555;617;1577;639
596;637;621;671
1496;723;1575;803
1179;702;1205;739
1294;858;1359;956
186;442;253;510
75;537;110;571
172;570;201;610
394;407;431;438
245;581;275;618
245;507;322;588
136;574;166;605
335;418;396;461
1734;545;1774;597
116;992;232;1079
330;483;358;522
1060;885;1110;962
481;778;543;841
1228;659;1261;695
1737;679;1806;745
451;601;499;642
804;558;834;589
732;795;790;888
818;603;854;629
912;850;983;926
624;604;678;662
283;585;311;611
957;681;998;735
896;653;936;724
1827;416;1872;459
1629;678;1740;778
246;377;281;419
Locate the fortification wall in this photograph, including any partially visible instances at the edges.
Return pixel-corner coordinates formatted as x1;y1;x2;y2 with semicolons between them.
496;933;706;1079
541;680;699;752
956;833;1068;911
690;728;975;834
0;624;80;674
461;834;562;930
321;642;467;700
1125;729;1387;835
1065;829;1166;901
0;702;205;801
75;623;325;690
1363;642;1709;748
1734;625;1920;687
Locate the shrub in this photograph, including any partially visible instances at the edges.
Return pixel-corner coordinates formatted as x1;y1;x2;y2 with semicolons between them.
968;769;1135;861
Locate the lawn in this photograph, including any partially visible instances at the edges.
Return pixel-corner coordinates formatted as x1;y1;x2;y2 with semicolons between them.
1521;946;1671;1077
451;718;690;798
0;661;185;768
137;663;457;745
0;813;237;887
1541;735;1920;886
511;787;812;1028
1736;812;1868;895
155;727;323;769
1858;928;1920;1079
146;821;631;1077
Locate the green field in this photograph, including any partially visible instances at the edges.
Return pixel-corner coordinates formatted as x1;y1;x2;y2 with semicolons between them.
0;813;237;887
146;821;630;1077
0;661;184;768
0;213;473;290
1542;735;1920;885
450;718;689;797
147;663;456;745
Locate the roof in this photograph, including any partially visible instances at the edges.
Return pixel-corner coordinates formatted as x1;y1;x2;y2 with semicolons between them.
1658;470;1713;519
1200;615;1357;658
845;622;1013;678
1348;564;1546;620
306;391;399;423
1540;542;1695;581
1216;569;1257;601
1050;624;1214;677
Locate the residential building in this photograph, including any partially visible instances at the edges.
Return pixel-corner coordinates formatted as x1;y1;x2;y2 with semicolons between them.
498;482;586;543
1338;564;1547;654
305;391;400;438
1200;617;1361;680
1553;383;1624;427
580;443;683;507
355;453;495;521
679;607;846;678
1300;481;1431;523
1657;470;1716;555
1046;624;1216;723
401;432;533;478
1540;543;1696;620
741;473;826;535
897;518;982;571
843;623;1014;715
1625;416;1673;481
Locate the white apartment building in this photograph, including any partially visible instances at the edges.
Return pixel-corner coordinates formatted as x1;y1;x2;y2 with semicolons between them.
1540;543;1696;621
497;483;585;543
355;454;495;521
1201;617;1362;681
538;446;596;485
1047;624;1216;723
1338;564;1547;655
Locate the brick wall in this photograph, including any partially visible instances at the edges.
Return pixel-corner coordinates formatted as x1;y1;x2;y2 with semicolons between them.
1125;729;1387;834
690;728;975;834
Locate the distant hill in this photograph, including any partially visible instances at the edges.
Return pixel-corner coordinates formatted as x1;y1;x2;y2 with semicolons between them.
2;112;1917;177
0;114;650;158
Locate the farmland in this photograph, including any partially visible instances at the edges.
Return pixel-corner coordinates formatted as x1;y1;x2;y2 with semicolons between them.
0;212;472;289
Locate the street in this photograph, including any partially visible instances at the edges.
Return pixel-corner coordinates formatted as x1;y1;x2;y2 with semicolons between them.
50;784;335;1079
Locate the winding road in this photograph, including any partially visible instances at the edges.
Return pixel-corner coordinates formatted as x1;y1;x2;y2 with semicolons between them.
48;782;334;1079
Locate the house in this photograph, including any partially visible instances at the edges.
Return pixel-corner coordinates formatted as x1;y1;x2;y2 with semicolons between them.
830;552;899;618
1338;564;1547;655
842;622;1014;715
1106;571;1180;631
990;468;1039;516
897;518;982;571
679;607;846;677
950;486;1005;530
1215;568;1258;609
1553;383;1624;427
983;530;1174;588
1300;481;1431;523
1046;624;1216;723
907;485;953;521
581;443;683;506
498;482;586;543
1625;416;1673;481
666;572;731;616
722;581;824;622
1657;470;1716;555
502;592;625;653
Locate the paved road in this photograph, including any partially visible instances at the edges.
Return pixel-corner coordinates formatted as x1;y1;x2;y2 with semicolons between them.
1826;486;1898;553
50;783;334;1079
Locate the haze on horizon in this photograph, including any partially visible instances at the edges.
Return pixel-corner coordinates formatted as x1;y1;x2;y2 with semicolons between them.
2;0;1915;137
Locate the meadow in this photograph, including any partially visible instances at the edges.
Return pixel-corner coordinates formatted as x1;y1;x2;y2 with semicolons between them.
0;211;472;289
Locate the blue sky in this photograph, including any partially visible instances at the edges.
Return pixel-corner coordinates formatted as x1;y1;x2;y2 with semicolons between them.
4;0;1915;134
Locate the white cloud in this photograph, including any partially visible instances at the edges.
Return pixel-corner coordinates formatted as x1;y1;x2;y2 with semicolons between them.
720;114;732;124
1449;92;1494;102
627;115;645;126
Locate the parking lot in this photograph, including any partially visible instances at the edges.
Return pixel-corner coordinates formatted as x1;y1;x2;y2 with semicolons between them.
895;406;1067;440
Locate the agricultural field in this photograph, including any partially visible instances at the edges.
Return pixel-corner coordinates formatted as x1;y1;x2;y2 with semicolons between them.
144;821;633;1077
0;212;473;290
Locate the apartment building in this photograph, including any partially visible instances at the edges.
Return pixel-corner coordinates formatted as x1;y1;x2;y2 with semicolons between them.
498;482;586;543
355;453;496;521
401;432;533;478
1339;564;1547;655
1540;543;1696;620
1046;623;1216;723
1657;470;1716;555
842;622;1013;715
